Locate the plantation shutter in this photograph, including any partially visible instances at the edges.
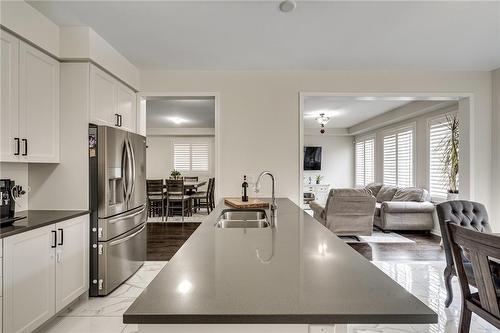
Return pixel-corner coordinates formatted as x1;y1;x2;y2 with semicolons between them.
173;143;191;171
355;137;375;187
355;141;365;186
383;134;397;186
429;118;452;199
365;138;375;184
191;143;209;172
397;129;413;188
383;127;414;187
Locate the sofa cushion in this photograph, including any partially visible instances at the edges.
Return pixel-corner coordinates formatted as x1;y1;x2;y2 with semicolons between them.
376;186;398;203
365;183;383;197
392;187;429;202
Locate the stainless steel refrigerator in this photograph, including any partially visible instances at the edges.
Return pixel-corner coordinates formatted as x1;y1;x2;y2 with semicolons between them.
89;125;147;296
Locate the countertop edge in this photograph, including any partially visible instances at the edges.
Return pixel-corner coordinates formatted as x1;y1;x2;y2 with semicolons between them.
0;210;90;239
123;313;438;325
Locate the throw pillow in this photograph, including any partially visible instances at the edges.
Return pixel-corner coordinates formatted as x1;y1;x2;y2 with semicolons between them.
365;183;383;197
376;186;398;203
392;188;428;202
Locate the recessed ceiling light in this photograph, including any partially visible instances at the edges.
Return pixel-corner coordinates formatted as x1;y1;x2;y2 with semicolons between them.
167;117;188;125
279;0;296;13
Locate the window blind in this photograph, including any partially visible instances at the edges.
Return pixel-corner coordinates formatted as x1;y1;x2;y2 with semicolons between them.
429;117;452;199
173;143;191;171
383;127;414;187
191;143;209;172
355;137;375;186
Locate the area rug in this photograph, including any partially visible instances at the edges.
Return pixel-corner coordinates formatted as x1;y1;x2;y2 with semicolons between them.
342;231;415;244
147;212;209;223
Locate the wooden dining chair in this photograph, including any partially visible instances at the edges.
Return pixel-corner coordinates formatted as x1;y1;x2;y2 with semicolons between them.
184;176;199;195
209;177;215;210
146;179;165;220
445;223;500;333
191;178;214;214
165;179;191;221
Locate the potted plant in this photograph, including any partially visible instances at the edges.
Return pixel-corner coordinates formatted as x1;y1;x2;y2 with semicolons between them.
315;175;323;185
170;169;181;180
441;114;460;200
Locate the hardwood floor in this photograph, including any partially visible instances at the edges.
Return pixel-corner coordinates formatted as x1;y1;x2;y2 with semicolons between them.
348;233;444;261
147;222;444;262
147;222;201;261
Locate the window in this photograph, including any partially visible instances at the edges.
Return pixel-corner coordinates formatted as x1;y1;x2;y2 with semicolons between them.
173;142;209;172
429;116;457;199
355;137;375;186
383;126;414;187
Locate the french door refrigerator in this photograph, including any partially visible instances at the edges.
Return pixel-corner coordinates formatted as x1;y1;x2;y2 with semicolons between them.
89;125;147;296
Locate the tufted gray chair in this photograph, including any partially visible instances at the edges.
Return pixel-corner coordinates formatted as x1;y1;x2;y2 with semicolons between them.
437;200;493;307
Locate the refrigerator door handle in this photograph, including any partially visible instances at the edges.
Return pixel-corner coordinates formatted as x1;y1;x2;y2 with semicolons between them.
128;139;136;201
108;223;146;246
121;141;130;203
125;138;134;204
107;205;146;224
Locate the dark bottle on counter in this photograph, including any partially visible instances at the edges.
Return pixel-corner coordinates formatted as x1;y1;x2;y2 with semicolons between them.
241;175;249;202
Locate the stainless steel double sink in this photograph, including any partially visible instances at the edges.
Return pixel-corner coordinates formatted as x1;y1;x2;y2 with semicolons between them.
215;209;270;228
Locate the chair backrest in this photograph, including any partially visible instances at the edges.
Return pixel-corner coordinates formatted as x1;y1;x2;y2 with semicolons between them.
325;188;376;216
446;223;500;321
166;179;184;195
147;179;164;195
437;200;492;268
184;176;198;182
208;178;215;198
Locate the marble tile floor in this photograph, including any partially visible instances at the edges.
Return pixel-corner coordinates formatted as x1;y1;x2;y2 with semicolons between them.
39;261;499;333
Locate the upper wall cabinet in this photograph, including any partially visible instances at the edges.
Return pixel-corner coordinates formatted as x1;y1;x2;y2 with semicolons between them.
0;31;60;163
90;64;137;132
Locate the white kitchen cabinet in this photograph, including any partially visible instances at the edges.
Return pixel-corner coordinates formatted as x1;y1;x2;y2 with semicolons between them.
116;83;137;132
90;64;137;132
3;224;56;333
1;31;20;162
0;31;60;163
55;215;89;312
3;215;89;333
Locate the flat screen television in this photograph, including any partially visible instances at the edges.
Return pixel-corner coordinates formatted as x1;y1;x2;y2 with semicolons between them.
304;146;322;170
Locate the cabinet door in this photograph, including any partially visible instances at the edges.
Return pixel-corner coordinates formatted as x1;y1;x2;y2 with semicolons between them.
19;42;60;163
116;83;136;132
90;65;116;127
55;215;89;312
0;31;20;162
3;225;56;333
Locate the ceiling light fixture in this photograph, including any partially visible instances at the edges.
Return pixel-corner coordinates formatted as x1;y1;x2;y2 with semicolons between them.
167;117;187;125
279;0;296;13
315;113;330;134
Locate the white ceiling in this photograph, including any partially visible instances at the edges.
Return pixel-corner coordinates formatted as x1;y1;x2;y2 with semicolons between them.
146;97;215;128
303;97;412;129
29;1;500;71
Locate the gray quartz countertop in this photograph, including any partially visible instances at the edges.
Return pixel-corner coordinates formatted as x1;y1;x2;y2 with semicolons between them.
123;198;437;325
0;210;90;239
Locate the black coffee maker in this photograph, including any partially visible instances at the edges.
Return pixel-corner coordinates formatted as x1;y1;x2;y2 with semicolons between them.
1;179;25;227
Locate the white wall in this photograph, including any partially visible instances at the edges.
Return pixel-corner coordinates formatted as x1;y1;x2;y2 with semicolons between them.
354;103;458;192
303;135;354;188
0;1;60;57
0;162;29;211
140;70;494;230
146;135;215;182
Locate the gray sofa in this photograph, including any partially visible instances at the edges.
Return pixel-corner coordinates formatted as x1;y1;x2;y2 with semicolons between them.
366;183;435;231
309;188;376;237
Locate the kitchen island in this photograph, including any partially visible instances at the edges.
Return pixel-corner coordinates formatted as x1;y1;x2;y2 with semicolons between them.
124;198;437;332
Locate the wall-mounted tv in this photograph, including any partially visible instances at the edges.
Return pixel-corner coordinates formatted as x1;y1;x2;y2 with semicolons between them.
304;146;322;170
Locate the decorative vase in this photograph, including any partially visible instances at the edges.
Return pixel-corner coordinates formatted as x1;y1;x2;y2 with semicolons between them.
447;192;459;201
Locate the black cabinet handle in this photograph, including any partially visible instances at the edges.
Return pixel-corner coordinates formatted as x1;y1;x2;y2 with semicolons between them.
51;230;57;248
119;114;123;127
58;228;64;246
22;139;27;156
14;138;20;155
115;114;120;127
